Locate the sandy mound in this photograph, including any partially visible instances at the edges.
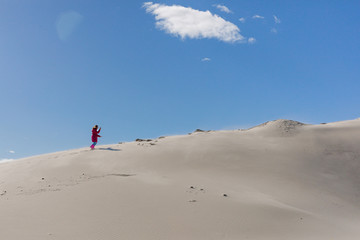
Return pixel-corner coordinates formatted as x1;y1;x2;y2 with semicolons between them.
248;119;307;136
1;119;360;240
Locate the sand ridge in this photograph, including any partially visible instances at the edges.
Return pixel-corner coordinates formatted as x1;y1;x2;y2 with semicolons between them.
1;119;360;239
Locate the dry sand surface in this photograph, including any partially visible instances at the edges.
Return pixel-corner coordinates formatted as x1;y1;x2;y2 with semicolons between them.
1;119;360;240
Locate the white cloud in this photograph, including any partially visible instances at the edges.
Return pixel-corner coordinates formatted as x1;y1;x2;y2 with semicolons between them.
239;17;245;23
252;15;264;19
56;10;83;41
9;150;15;154
213;4;232;13
248;37;256;44
144;2;245;43
273;15;281;24
201;57;211;62
0;158;14;163
271;28;278;34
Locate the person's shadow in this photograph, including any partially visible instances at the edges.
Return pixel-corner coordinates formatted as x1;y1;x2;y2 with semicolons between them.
96;147;122;151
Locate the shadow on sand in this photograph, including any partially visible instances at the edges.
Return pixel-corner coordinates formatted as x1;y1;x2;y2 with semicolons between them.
96;147;122;152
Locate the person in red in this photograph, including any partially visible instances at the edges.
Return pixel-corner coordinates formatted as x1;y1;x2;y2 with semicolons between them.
90;125;101;149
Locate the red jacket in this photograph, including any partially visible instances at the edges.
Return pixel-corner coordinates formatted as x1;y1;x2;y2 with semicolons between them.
92;128;101;142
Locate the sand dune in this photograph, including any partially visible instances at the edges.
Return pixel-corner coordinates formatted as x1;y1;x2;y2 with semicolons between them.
1;119;360;239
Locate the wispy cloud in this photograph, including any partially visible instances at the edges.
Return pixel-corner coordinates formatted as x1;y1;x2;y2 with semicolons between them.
271;28;278;34
273;15;281;24
144;2;245;43
9;150;15;154
213;4;232;13
201;57;211;62
239;17;245;23
248;37;256;44
252;15;264;19
56;10;83;41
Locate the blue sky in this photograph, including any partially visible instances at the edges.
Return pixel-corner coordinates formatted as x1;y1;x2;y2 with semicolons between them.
1;0;360;160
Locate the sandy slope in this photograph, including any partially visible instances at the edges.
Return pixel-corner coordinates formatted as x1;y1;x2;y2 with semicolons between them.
1;119;360;240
